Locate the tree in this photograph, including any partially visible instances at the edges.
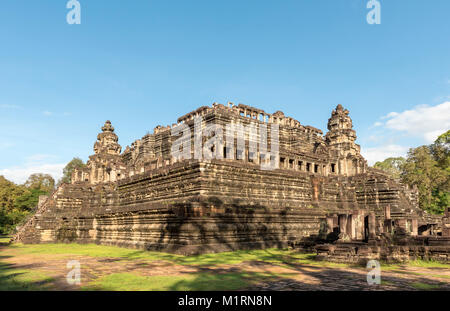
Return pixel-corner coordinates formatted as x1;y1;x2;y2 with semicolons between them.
59;157;86;185
430;130;450;172
373;157;406;179
374;130;450;215
0;176;28;234
24;173;55;193
0;176;26;213
0;174;56;234
14;188;47;212
401;146;448;214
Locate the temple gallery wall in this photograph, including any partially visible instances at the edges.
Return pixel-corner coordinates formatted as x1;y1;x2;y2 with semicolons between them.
14;103;450;262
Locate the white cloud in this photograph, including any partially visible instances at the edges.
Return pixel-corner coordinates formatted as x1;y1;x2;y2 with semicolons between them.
0;154;65;184
383;102;450;143
0;163;65;185
367;135;379;142
372;121;383;127
381;112;399;119
361;144;409;166
43;111;53;116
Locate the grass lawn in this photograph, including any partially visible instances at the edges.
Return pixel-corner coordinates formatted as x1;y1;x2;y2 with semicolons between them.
410;282;443;290
1;242;449;291
1;242;315;290
6;242;318;266
82;271;296;291
0;235;11;244
381;260;450;271
0;262;55;290
6;242;354;268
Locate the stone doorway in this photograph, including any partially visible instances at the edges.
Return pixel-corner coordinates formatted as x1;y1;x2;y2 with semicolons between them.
364;215;369;242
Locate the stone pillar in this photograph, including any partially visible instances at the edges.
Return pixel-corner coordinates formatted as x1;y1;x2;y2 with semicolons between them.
353;210;365;240
326;217;334;234
383;205;392;234
346;215;354;239
338;215;347;234
311;177;320;202
384;205;391;220
411;218;418;236
332;214;339;232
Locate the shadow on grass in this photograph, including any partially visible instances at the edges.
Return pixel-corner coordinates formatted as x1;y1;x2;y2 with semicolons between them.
79;250;450;291
173;262;449;291
0;260;55;291
81;270;300;291
2;238;449;291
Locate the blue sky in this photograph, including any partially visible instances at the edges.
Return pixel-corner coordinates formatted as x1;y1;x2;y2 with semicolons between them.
0;0;449;183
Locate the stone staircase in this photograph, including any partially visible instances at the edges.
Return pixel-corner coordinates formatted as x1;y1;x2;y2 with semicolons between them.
12;185;64;243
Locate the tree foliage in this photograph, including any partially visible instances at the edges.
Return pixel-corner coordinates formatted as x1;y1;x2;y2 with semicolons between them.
59;157;86;185
0;176;28;234
0;174;54;234
373;130;450;215
401;146;448;214
430;130;450;172
24;173;55;193
0;157;86;234
373;157;406;179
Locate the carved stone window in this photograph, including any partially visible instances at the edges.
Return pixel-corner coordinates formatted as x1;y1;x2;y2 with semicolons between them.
289;159;294;169
236;149;243;160
248;152;255;163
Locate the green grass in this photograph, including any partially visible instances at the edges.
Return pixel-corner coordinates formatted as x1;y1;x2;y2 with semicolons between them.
0;262;55;291
381;259;450;272
410;282;442;290
1;243;350;291
9;243;323;267
429;274;450;279
407;259;450;269
82;271;293;291
3;243;303;291
7;243;449;270
2;242;449;291
0;236;11;245
383;269;450;280
6;243;366;273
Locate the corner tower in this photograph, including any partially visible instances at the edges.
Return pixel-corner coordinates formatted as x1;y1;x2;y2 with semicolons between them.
325;105;366;176
72;121;126;184
93;120;122;155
